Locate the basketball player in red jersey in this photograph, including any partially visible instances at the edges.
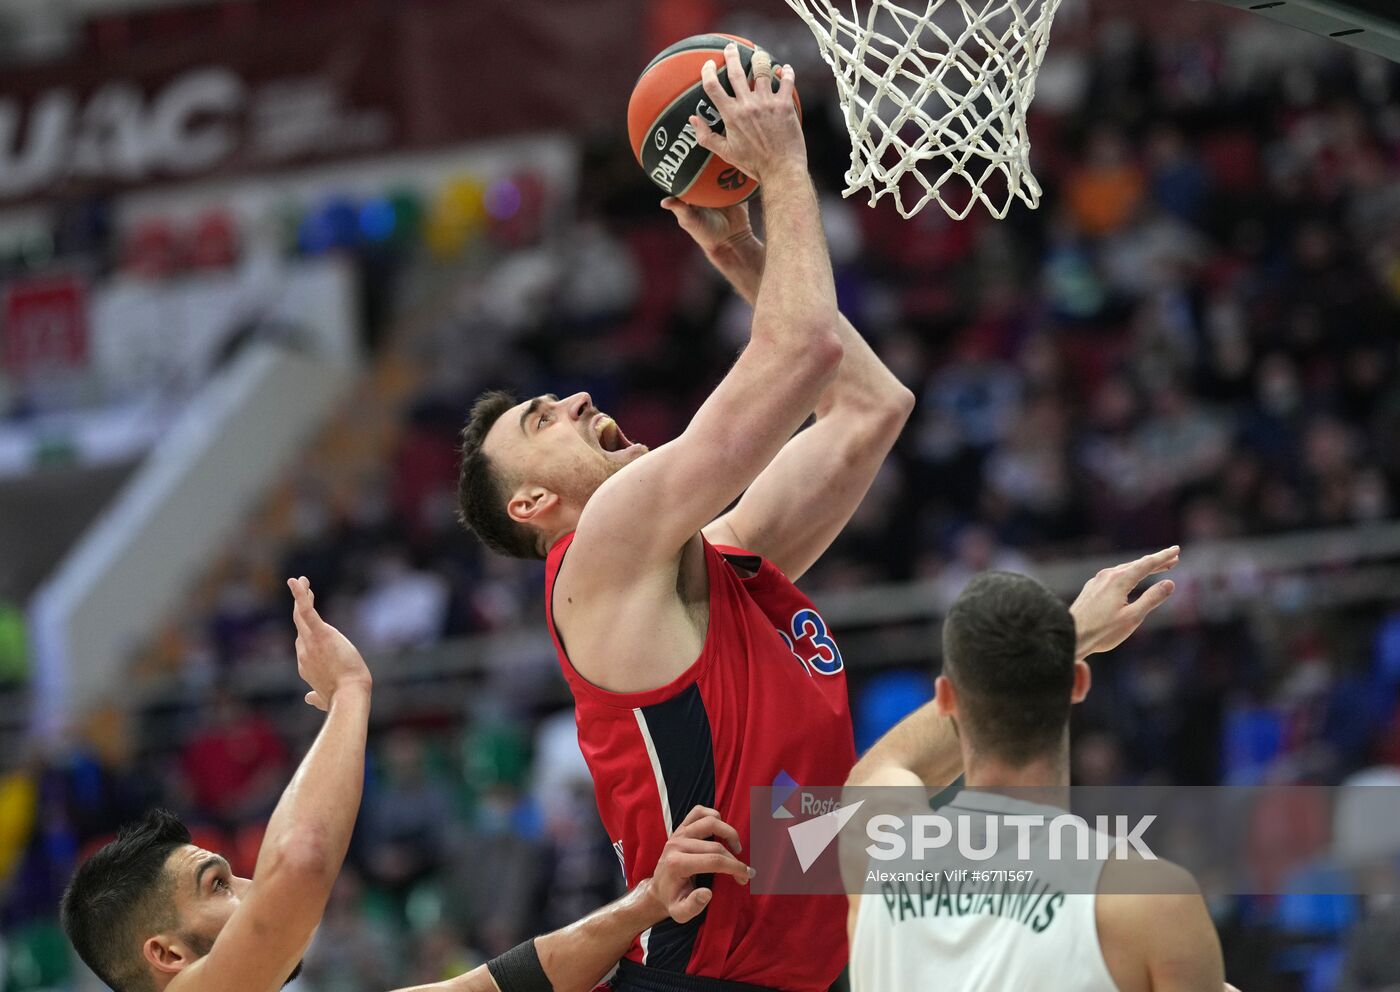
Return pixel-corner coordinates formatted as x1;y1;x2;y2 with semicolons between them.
456;44;915;992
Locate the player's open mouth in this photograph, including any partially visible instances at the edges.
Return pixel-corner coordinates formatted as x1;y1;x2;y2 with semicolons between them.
594;415;631;453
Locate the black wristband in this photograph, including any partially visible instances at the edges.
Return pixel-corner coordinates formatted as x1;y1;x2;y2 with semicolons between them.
486;938;552;992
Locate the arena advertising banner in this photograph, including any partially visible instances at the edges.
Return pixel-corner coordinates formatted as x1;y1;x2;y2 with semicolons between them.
1;273;88;380
0;0;639;205
750;784;1400;897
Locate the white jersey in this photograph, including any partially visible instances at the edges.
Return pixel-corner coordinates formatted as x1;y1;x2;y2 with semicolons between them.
850;790;1119;992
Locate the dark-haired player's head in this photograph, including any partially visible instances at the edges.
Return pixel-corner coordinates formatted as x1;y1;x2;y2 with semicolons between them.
61;809;296;992
457;389;648;559
934;571;1087;768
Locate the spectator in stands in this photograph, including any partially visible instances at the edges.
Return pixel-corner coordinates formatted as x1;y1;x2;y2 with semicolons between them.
299;868;396;992
534;785;625;936
207;566;274;669
358;731;457;911
0;601;26;687
178;688;288;831
353;550;450;651
1066;126;1147;236
929;524;1032;612
0;753;37;900
446;789;543;957
403;924;481;989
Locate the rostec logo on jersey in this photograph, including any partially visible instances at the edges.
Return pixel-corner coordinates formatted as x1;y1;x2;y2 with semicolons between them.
778;608;844;676
770;770;862;871
771;770;800;819
772;770;842;818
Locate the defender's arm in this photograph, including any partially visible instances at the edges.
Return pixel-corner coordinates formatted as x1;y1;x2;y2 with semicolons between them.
845;700;961;789
1143;892;1227;992
390;882;669;992
388;882;661;992
846;548;1181;790
386;808;749;992
178;580;370;992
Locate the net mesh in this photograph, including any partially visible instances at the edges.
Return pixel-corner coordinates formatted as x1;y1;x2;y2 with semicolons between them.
785;0;1064;219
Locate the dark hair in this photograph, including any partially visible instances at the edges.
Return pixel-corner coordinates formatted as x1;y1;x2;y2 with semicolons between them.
456;390;543;560
61;808;192;992
941;571;1077;765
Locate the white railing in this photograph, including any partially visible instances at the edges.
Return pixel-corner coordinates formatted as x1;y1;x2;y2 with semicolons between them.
126;520;1400;717
819;521;1400;629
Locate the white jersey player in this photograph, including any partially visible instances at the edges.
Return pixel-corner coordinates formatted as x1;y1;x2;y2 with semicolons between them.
847;549;1236;992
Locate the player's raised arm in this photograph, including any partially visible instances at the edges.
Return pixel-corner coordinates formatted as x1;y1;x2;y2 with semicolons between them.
569;45;842;573
845;699;960;789
664;197;914;580
173;579;371;992
847;548;1180;790
1069;545;1180;660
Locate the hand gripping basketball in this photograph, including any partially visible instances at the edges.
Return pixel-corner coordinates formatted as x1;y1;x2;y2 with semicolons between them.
690;43;804;185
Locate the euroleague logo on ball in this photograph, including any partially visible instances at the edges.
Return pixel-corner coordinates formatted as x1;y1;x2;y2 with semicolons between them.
718;168;747;191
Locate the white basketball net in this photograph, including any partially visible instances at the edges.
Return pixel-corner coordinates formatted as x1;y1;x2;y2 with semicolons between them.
785;0;1064;220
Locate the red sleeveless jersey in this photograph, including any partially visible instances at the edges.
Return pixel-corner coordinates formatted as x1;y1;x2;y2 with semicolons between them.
544;532;856;992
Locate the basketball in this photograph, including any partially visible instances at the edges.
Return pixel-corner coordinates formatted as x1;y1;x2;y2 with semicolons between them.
627;33;801;208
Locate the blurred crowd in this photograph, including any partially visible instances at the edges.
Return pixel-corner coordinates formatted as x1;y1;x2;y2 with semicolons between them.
4;8;1400;992
158;15;1400;665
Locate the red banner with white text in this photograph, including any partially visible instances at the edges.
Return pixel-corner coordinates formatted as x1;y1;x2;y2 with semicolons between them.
0;0;645;205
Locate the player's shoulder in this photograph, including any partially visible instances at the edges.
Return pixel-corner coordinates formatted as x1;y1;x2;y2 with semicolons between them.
564;443;694;580
1097;854;1225;991
1099;847;1199;889
556;515;698;597
1095;854;1207;977
551;516;707;689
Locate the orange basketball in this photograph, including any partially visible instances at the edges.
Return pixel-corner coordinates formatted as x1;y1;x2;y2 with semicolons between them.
628;34;801;208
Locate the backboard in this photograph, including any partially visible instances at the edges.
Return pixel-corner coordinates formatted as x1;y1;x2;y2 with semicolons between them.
1207;0;1400;63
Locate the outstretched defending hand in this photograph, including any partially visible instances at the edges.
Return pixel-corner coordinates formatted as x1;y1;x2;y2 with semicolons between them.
1069;546;1180;661
645;805;751;924
691;43;803;184
287;577;372;710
